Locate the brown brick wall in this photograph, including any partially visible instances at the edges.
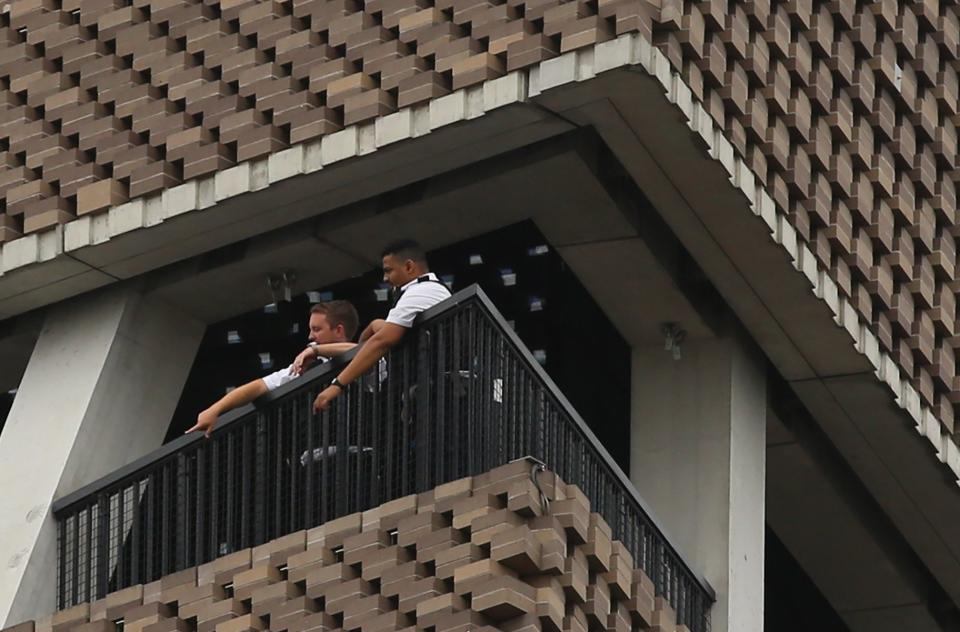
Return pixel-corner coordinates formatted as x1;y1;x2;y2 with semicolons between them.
0;0;657;242
3;461;689;632
648;0;960;438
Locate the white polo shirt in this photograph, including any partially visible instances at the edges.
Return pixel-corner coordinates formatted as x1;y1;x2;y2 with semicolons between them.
261;357;329;391
386;273;451;328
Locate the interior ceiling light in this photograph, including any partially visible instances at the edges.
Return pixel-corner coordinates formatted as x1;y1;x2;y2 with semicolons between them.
267;270;296;303
258;352;273;369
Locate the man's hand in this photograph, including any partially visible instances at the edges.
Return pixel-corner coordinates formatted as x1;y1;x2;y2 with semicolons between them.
186;407;219;438
292;347;317;375
313;385;342;412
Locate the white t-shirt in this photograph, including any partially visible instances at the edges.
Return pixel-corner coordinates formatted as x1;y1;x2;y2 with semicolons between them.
386;274;452;328
261;357;329;391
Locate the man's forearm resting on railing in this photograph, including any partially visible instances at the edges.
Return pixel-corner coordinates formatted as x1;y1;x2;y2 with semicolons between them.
188;379;269;438
292;341;358;375
358;318;386;343
314;322;405;411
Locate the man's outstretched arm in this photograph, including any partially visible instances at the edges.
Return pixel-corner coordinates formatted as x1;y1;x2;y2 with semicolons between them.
187;379;269;438
314;323;405;410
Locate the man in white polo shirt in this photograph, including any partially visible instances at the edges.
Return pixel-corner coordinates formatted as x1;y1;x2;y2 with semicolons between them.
187;300;359;437
313;239;451;411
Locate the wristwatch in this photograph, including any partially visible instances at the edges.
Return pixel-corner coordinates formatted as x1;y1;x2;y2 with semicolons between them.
309;342;322;357
330;377;344;390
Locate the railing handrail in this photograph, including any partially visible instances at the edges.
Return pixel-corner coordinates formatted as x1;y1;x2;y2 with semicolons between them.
51;283;714;602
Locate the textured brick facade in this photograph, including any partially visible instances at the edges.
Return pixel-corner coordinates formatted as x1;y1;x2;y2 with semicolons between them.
651;0;960;438
2;462;687;632
0;0;657;240
1;0;959;444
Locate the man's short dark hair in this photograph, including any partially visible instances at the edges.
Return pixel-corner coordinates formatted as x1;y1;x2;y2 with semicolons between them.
310;300;359;340
381;239;427;265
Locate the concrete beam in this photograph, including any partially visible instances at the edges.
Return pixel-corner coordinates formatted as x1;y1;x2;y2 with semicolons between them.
0;287;203;625
630;333;766;632
766;405;942;632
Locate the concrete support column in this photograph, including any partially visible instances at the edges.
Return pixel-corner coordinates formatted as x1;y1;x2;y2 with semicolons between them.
630;333;766;632
0;286;204;626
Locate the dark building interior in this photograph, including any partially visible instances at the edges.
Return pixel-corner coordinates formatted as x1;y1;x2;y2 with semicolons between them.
166;221;633;469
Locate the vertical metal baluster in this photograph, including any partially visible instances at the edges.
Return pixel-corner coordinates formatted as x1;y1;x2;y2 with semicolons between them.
196;447;206;564
413;330;427;493
254;416;266;545
145;473;155;583
176;453;188;570
131;481;141;587
398;349;409;496
431;322;443;486
318;395;329;525
368;365;378;508
210;439;220;558
290;400;301;530
85;508;93;604
333;399;346;517
116;488;126;590
274;407;283;540
478;319;485;474
160;465;171;576
456;311;468;477
56;516;65;609
351;387;361;514
304;393;315;527
69;512;78;605
238;424;249;549
96;494;109;600
384;351;396;505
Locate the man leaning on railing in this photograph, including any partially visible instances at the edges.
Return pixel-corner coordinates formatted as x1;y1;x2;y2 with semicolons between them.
187;300;360;437
312;239;451;412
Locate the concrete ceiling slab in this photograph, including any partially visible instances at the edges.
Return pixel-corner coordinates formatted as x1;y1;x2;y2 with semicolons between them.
558;237;713;345
767;441;928;614
842;604;942;632
0;268;117;321
144;239;367;324
820;375;960;597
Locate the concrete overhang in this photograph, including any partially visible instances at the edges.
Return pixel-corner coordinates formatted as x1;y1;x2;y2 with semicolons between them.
0;34;959;620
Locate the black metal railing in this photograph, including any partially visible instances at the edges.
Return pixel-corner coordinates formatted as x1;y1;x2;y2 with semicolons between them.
53;285;713;630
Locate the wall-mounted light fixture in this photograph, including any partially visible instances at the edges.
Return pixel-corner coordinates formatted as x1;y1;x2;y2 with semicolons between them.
662;323;686;361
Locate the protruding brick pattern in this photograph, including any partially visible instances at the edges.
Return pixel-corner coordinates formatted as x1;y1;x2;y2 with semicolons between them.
646;0;960;439
0;0;657;244
3;462;686;632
